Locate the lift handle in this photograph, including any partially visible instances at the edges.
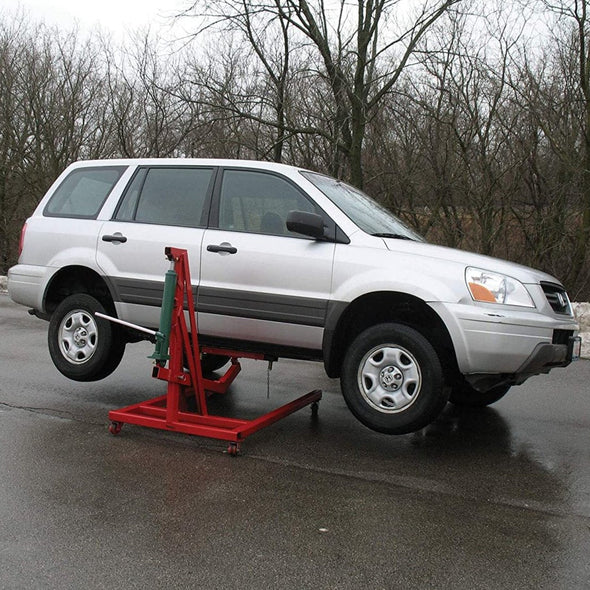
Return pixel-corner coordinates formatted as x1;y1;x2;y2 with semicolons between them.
95;312;157;337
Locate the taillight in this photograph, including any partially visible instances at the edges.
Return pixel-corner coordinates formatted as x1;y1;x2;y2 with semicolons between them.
18;222;27;258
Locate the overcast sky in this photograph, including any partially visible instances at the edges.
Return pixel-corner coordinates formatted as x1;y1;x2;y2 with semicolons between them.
3;0;187;40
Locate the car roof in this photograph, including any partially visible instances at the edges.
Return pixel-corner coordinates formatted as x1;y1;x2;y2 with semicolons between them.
70;158;310;175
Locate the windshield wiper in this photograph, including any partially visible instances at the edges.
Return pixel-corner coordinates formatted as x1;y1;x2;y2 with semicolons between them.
371;232;414;241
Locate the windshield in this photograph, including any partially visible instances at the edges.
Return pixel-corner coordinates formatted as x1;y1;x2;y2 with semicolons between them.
301;171;424;242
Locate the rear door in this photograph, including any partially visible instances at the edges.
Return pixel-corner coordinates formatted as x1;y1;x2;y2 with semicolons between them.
96;166;215;328
198;167;336;353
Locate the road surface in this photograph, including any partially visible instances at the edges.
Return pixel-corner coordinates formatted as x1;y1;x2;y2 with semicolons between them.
1;294;589;589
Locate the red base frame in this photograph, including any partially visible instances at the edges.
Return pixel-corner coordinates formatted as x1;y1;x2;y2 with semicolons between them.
108;247;322;454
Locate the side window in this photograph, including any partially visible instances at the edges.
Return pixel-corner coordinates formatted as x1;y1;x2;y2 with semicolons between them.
115;167;213;228
44;167;125;219
219;169;317;235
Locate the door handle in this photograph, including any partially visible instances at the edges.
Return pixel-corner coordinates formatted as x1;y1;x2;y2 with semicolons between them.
207;243;237;254
102;233;127;243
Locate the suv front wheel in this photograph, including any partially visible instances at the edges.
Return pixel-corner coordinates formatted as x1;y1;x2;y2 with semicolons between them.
341;323;448;434
48;294;126;382
449;380;511;407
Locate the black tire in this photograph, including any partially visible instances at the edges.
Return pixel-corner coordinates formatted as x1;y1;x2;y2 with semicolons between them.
200;353;230;374
449;381;511;407
341;323;448;434
48;294;125;382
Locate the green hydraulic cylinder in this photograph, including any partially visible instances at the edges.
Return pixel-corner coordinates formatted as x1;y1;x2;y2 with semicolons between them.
148;265;177;362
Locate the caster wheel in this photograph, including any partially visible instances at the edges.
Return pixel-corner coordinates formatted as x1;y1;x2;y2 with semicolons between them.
227;443;240;456
109;422;123;435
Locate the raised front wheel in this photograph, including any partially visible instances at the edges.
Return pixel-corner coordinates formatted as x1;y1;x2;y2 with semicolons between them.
341;323;448;434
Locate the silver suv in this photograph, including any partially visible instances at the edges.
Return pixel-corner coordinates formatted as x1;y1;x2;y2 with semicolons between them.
8;158;581;434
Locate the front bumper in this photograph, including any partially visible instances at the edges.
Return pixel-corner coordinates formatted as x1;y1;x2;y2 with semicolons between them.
465;335;581;391
516;334;581;375
430;301;580;376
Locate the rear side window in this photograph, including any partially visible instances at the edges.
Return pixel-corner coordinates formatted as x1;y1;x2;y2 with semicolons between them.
44;167;125;218
115;167;213;228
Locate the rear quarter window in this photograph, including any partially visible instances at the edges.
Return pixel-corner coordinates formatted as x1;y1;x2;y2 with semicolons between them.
44;166;126;219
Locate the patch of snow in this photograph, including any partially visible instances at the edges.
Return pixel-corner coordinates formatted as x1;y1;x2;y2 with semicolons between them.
572;302;590;359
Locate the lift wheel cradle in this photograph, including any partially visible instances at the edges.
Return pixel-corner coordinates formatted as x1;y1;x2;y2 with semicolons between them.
104;247;321;455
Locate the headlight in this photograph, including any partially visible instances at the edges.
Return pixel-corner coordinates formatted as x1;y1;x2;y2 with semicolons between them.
465;267;535;307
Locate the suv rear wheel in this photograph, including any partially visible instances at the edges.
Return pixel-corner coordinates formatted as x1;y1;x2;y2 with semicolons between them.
200;353;230;374
48;294;126;381
341;323;448;434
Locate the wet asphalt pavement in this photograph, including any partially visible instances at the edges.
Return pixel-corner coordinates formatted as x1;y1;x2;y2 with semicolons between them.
1;294;589;589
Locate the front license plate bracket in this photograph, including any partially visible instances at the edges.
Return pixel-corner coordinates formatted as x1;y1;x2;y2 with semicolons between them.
569;336;582;361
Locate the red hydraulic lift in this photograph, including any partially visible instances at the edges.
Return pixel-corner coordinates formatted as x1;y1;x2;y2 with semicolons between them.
103;246;321;455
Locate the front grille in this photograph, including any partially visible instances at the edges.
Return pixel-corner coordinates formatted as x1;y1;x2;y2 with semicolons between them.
541;282;571;314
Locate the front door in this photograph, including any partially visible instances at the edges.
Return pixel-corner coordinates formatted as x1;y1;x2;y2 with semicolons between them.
198;168;335;352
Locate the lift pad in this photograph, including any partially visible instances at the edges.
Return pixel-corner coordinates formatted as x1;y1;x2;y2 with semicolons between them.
107;247;321;455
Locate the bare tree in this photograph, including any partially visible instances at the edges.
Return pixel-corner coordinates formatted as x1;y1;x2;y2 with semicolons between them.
507;0;590;286
0;14;111;274
180;0;461;187
102;32;202;158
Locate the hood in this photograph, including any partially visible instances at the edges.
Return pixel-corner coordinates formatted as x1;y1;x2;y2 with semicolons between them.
381;238;562;286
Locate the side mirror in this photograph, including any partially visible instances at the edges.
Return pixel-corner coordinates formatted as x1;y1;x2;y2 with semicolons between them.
286;210;325;239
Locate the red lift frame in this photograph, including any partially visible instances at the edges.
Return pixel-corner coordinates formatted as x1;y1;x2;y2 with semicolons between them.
108;247;321;455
